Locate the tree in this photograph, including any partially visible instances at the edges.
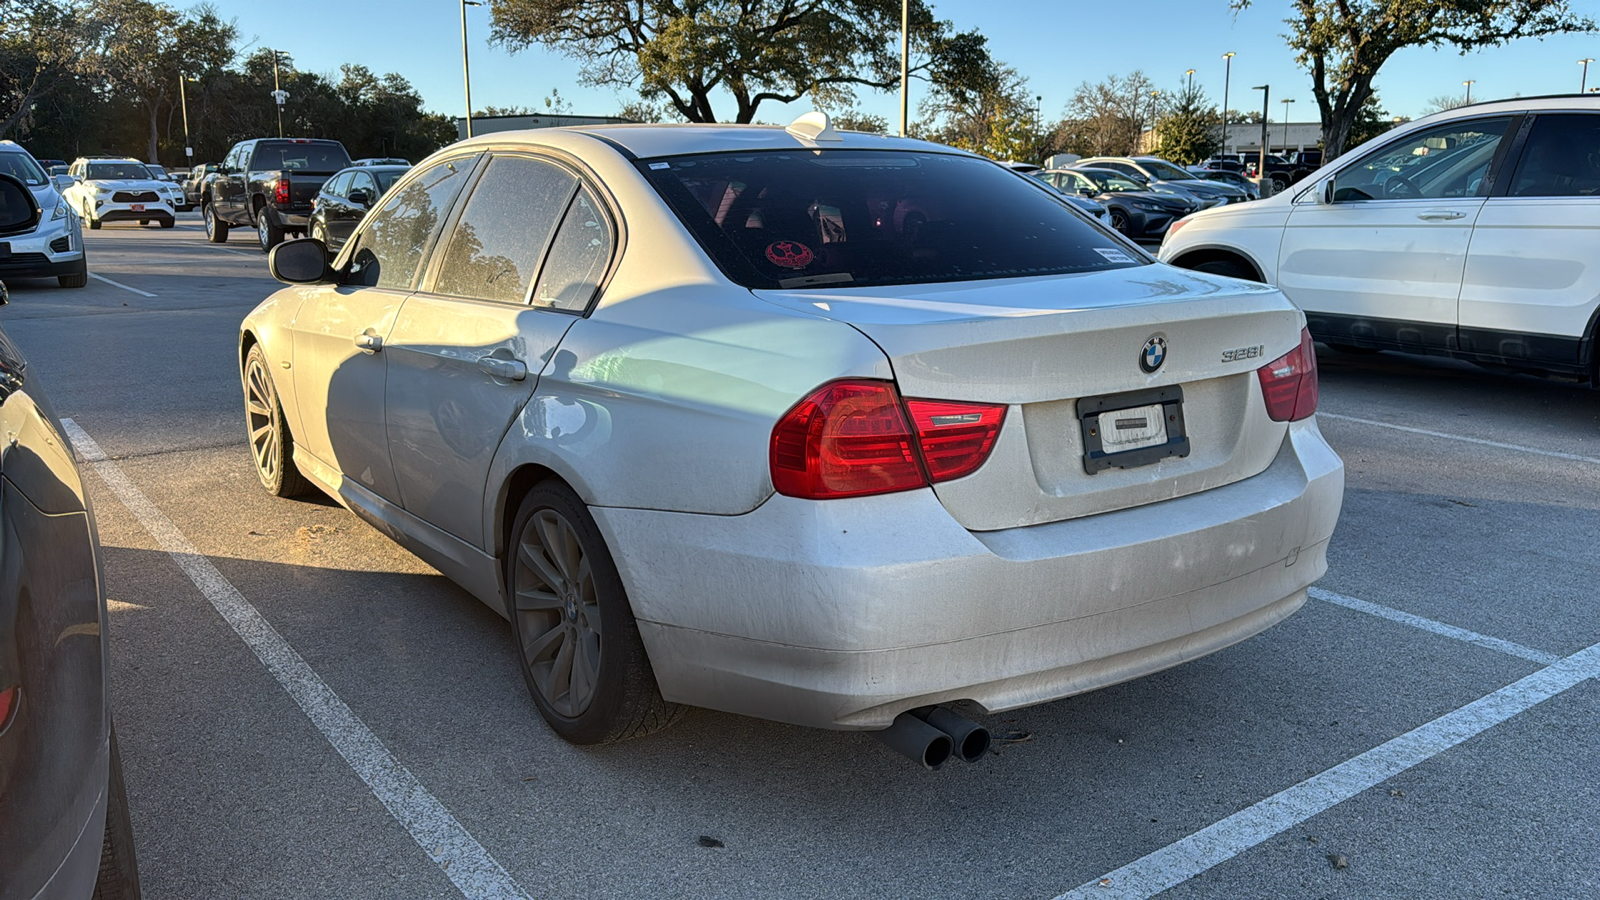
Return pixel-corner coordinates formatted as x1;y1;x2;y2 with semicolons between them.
1238;0;1595;160
1420;93;1471;116
488;0;996;125
1058;71;1155;157
0;0;94;139
1155;81;1220;164
920;59;1041;160
832;109;888;134
1344;92;1396;148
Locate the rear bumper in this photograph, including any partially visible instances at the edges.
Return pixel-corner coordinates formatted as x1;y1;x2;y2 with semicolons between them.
596;419;1344;730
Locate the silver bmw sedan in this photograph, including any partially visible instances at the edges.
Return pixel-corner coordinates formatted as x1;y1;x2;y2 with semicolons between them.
240;115;1343;763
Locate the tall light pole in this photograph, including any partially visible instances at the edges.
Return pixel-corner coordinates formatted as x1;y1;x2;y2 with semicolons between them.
1148;90;1160;152
899;0;910;136
178;74;196;163
270;51;288;138
1281;98;1294;150
1582;58;1594;93
1252;84;1269;190
1221;52;1236;156
1185;68;1196;93
461;0;482;138
1463;79;1475;104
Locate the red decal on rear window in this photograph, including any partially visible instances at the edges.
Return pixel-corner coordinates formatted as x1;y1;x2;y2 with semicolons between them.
765;241;814;269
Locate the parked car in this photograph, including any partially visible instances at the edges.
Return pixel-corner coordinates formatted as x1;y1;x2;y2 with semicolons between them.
1077;156;1252;206
146;165;189;210
1004;162;1112;225
202;138;353;251
242;115;1343;765
1185;166;1261;200
1042;167;1197;241
0;143;87;287
182;163;217;210
1160;95;1600;382
62;158;178;229
1246;151;1323;191
0;276;141;898
353;157;409;167
306;164;409;252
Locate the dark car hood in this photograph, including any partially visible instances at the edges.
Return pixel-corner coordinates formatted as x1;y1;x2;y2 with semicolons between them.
1159;178;1244;199
1099;190;1191;210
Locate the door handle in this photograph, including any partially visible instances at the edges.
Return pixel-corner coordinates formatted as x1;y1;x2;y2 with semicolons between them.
354;331;383;353
478;356;527;381
1416;210;1467;221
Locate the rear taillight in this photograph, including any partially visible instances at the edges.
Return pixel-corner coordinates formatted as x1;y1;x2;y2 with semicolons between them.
274;172;290;206
771;380;1007;499
1257;327;1319;422
0;685;18;734
904;398;1007;482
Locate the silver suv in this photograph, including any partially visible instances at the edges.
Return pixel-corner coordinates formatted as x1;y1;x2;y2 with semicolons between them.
0;141;87;288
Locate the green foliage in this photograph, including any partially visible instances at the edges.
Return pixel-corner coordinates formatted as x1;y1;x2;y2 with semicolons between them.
1237;0;1595;159
4;0;458;165
490;0;1000;125
1155;82;1220;164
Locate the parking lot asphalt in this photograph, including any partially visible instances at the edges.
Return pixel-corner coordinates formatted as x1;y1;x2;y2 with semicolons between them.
5;218;1597;898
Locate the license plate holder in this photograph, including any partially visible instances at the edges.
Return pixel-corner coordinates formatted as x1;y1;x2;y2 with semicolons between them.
1078;386;1190;474
130;204;145;211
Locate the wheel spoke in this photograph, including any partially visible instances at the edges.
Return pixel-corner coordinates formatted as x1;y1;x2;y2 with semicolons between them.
548;633;575;709
533;513;572;581
569;634;597;708
514;585;562;611
522;620;564;664
250;423;272;445
518;538;565;594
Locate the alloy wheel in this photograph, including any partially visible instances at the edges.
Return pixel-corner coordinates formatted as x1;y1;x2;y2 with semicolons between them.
244;353;280;484
513;508;602;718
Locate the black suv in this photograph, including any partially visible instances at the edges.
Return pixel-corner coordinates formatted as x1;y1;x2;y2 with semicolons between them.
202;139;352;251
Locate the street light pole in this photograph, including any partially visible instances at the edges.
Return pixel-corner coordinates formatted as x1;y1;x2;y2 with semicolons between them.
1221;52;1235;156
1582;59;1594;93
1281;98;1294;150
1463;79;1475;104
461;0;482;139
1253;84;1269;190
272;51;282;137
1185;68;1195;93
178;74;194;163
899;0;909;136
1148;90;1160;152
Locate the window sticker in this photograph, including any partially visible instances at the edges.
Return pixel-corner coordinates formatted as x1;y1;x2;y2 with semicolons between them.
648;162;671;170
765;240;814;269
1093;247;1135;264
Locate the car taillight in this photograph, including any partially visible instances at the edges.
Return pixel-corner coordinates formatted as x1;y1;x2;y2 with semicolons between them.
1257;327;1319;422
904;398;1007;482
771;380;925;499
771;380;1008;499
274;172;290;206
0;685;18;733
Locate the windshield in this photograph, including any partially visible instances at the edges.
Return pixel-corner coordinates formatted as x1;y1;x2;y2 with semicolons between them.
250;142;353;172
643;150;1139;290
1078;170;1146;192
88;162;152;180
0;152;48;186
1139;159;1196;181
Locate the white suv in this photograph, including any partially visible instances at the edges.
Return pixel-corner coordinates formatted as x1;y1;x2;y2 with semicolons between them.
1159;95;1600;384
0;141;86;288
63;157;179;229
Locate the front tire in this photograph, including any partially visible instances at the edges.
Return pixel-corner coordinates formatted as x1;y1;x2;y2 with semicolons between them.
1190;258;1257;281
243;344;312;497
506;482;682;745
58;256;88;288
203;204;228;243
88;216;102;230
158;218;174;229
93;726;141;900
1109;209;1132;235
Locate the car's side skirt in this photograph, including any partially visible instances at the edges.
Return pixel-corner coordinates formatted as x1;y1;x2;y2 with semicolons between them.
1306;313;1591;379
292;448;508;617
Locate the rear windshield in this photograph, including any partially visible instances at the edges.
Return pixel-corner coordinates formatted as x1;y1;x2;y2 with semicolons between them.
641;150;1141;290
88;162;151;180
250;142;353;172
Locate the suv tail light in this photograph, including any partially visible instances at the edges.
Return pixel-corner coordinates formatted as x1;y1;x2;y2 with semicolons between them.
0;685;17;734
771;380;1006;499
1257;327;1319;422
274;172;290;206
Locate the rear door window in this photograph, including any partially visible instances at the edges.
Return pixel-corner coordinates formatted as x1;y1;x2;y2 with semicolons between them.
346;156;476;290
430;155;577;304
642;150;1138;290
530;187;613;311
1505;114;1600;197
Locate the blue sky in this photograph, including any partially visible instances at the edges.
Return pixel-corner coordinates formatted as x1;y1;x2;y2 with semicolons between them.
211;1;1599;126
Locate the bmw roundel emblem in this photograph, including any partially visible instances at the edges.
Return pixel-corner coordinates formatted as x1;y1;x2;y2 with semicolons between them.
1140;335;1168;373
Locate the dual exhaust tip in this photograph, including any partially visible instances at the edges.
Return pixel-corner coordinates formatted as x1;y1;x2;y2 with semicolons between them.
871;706;990;769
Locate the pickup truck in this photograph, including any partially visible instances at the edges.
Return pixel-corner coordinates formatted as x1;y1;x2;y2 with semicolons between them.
203;138;353;250
1245;150;1323;191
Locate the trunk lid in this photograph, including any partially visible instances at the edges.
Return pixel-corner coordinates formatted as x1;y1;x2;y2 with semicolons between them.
754;267;1306;531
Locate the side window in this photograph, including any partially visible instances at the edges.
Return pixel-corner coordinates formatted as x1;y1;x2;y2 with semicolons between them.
325;172;352;196
347;157;474;290
348;172;375;199
1506;114;1600;198
432;155;576;304
531;187;613;312
1331;117;1510;202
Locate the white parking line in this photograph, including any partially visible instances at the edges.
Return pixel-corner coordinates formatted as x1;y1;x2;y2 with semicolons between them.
62;419;532;900
1310;587;1560;665
205;245;256;257
1319;412;1600;465
87;273;156;298
1056;639;1600;899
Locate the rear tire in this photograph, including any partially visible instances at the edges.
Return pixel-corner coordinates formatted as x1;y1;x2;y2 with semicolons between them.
88;217;102;230
243;343;312;497
1190;258;1257;281
203;204;228;243
256;208;283;253
506;481;682;745
93;726;141;900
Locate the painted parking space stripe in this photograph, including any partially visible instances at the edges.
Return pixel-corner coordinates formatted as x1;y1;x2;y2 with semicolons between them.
1310;587;1560;665
62;419;533;900
1319;412;1600;465
1055;639;1600;899
87;272;157;298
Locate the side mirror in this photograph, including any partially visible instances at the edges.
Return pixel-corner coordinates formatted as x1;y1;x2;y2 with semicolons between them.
347;189;371;207
1078;188;1095;198
1316;180;1334;205
268;238;332;285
